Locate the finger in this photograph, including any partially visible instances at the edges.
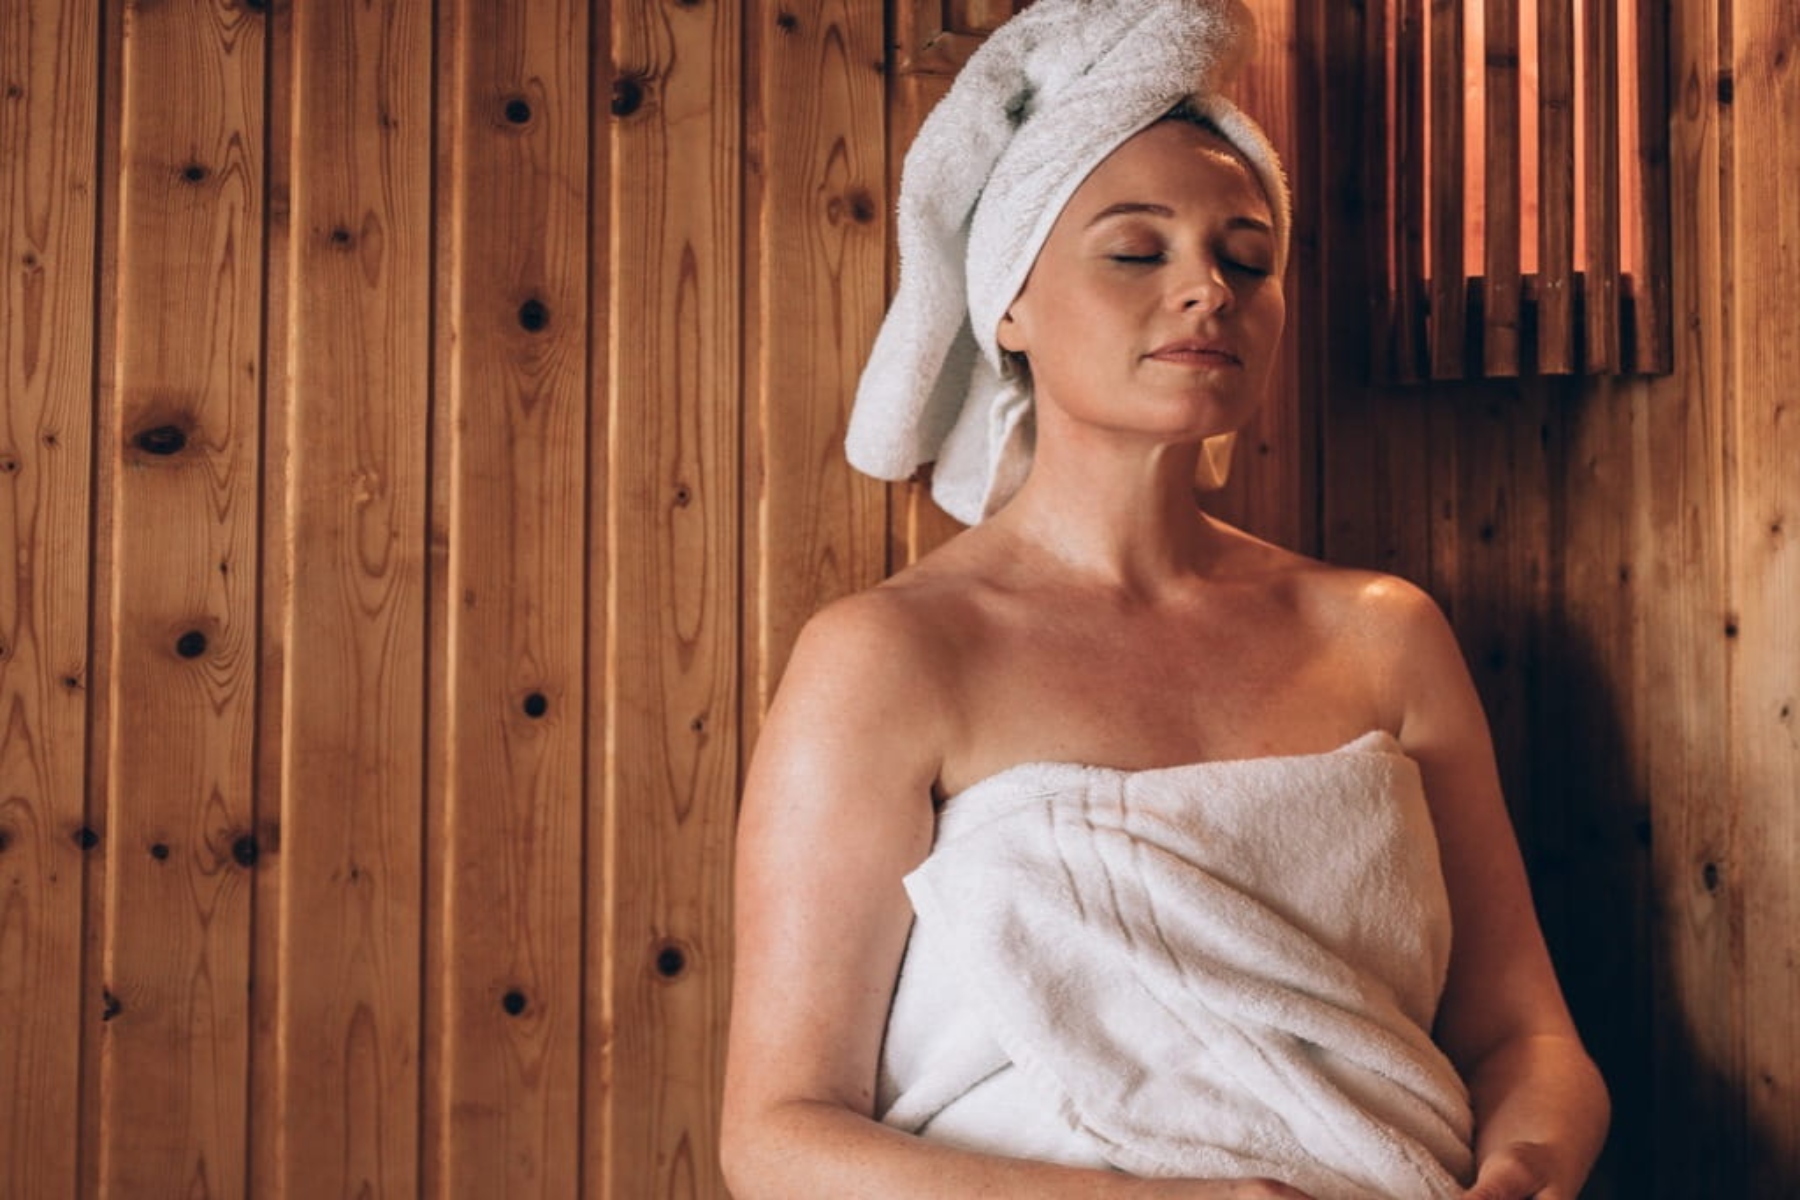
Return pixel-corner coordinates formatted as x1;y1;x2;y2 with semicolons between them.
1462;1150;1548;1200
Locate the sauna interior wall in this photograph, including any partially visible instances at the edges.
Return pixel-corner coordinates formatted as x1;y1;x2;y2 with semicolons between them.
1;2;1796;1198
1311;0;1800;1195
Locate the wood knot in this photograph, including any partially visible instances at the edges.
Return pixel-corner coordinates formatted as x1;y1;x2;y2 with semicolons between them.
654;941;689;979
175;630;208;659
181;163;209;183
150;842;171;860
502;96;533;125
73;826;99;851
776;10;798;31
518;297;549;332
102;990;122;1021
611;74;646;117
1702;861;1722;892
134;424;189;456
231;834;260;868
522;691;549;718
501;990;528;1016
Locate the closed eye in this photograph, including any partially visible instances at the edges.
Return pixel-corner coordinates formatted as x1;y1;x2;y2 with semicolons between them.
1109;253;1164;265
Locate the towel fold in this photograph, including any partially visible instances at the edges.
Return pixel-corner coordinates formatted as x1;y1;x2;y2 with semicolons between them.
877;732;1475;1199
846;0;1291;524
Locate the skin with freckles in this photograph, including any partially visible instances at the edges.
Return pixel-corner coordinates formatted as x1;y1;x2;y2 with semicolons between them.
721;118;1609;1200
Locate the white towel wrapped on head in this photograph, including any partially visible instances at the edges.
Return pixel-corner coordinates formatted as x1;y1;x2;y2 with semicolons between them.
846;0;1292;524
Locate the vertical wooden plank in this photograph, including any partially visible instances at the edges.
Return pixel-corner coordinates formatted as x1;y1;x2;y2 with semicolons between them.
253;0;433;1196
1640;0;1743;1188
1630;0;1673;373
1730;0;1800;1186
1484;0;1523;375
601;2;740;1197
1545;375;1656;1199
1394;0;1429;382
1211;2;1306;553
94;0;265;1195
743;0;888;740
1427;0;1466;378
0;0;97;1194
1536;0;1576;373
1581;0;1621;371
427;0;590;1193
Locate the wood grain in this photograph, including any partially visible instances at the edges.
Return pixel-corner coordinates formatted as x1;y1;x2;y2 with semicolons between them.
1536;0;1577;372
1630;0;1673;373
1484;0;1523;375
96;1;266;1194
743;0;889;738
1581;0;1621;371
253;0;433;1196
1730;1;1800;1186
1428;0;1467;378
601;3;741;1196
1394;0;1429;382
0;0;97;1195
428;0;590;1193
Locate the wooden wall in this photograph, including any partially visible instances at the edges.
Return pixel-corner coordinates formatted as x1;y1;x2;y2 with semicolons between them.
1;1;1795;1198
1309;0;1800;1195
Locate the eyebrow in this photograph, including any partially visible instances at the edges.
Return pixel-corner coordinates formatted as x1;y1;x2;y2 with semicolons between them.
1084;202;1273;236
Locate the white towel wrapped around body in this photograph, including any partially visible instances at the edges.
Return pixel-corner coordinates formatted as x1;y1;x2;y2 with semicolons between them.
876;731;1475;1199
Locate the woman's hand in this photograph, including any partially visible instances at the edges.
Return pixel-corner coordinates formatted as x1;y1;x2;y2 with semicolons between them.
1460;1140;1558;1199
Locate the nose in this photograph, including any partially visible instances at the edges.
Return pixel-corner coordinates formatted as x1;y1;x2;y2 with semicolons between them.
1174;258;1232;315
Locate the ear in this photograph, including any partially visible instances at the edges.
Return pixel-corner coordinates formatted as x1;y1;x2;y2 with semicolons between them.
996;306;1027;354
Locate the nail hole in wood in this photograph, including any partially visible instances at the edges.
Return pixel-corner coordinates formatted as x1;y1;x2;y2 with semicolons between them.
518;298;549;332
135;425;188;455
0;456;18;474
73;826;99;850
329;227;353;248
176;630;208;659
0;829;11;853
232;834;259;868
673;484;692;507
150;842;170;860
182;163;208;183
776;10;798;31
501;990;527;1016
1724;618;1740;639
1702;862;1721;891
523;692;549;718
102;990;122;1021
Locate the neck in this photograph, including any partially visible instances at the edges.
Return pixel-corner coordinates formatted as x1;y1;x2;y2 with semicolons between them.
988;427;1229;596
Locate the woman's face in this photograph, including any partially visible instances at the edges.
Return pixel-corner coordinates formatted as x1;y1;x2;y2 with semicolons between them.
997;119;1285;444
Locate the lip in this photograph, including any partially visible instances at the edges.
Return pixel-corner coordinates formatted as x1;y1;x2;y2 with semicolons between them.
1145;339;1243;367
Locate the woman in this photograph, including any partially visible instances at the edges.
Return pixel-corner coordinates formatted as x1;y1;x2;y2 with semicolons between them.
721;3;1608;1197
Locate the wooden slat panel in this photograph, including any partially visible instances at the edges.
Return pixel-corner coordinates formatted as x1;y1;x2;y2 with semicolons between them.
1427;0;1466;378
1731;1;1800;1187
1536;0;1576;373
0;0;97;1194
252;1;432;1195
743;0;888;739
1545;375;1656;1196
428;0;590;1192
96;0;266;1194
1393;0;1429;382
1581;0;1620;371
1639;0;1743;1187
1630;0;1673;373
1484;0;1523;375
601;2;740;1196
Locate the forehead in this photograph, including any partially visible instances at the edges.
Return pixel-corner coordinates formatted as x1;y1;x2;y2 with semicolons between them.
1060;120;1271;226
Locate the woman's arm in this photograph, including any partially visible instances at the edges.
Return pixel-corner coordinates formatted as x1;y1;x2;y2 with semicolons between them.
1379;581;1610;1200
720;593;1310;1200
